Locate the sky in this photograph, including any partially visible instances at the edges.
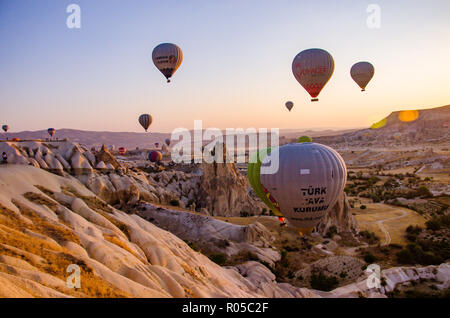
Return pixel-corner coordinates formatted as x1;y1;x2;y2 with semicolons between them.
1;0;450;133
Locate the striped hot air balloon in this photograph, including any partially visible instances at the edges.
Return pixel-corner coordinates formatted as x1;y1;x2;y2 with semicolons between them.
148;150;162;162
152;43;183;83
292;48;334;102
138;114;152;132
351;62;375;92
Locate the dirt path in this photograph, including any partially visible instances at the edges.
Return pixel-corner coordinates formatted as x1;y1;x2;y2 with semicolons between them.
376;210;408;246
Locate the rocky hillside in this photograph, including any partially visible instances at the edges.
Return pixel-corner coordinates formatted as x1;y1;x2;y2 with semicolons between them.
0;164;448;298
314;105;450;147
0;140;357;234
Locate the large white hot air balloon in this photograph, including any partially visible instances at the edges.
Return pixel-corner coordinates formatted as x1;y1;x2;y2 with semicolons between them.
292;48;334;102
350;62;374;91
152;43;183;83
259;142;347;235
139;114;152;132
285;101;294;112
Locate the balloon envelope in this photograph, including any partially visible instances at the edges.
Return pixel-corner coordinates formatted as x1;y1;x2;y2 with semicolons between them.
48;128;55;137
298;136;312;143
2;125;9;133
247;148;283;218
292;48;334;102
148;150;163;162
350;62;374;91
118;147;127;155
259;143;346;234
152;43;183;83
285;101;294;111
139;114;153;132
165;138;171;146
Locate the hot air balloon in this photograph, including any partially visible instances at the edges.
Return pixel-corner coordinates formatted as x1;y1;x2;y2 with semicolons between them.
292;48;334;102
48;128;55;138
148;150;162;163
350;62;374;92
118;147;127;155
285;101;294;112
165;138;171;146
298;136;312;143
2;125;9;133
139;114;152;132
258;142;347;235
12;138;20;142
155;142;160;149
152;43;183;83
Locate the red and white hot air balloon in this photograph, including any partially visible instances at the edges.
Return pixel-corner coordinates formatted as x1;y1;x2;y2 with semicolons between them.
118;147;127;155
350;62;375;92
292;48;334;102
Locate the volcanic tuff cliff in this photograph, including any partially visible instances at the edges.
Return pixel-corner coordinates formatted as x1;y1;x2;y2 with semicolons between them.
0;165;448;298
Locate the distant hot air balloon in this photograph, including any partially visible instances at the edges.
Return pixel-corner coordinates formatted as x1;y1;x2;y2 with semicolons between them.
350;62;375;92
2;125;9;133
292;48;334;102
257;142;347;235
118;147;127;155
12;138;20;142
285;101;294;112
148;150;162;162
298;136;312;143
48;128;55;137
139;114;153;132
155;142;160;149
165;138;171;146
152;43;183;83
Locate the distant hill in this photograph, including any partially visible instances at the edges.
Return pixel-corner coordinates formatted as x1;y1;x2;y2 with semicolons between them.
0;128;355;150
0;129;171;150
314;105;450;147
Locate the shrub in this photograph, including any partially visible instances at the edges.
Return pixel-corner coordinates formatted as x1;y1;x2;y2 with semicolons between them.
360;205;367;210
209;253;227;266
363;252;377;263
325;225;338;238
417;186;433;198
310;272;339;291
169;199;180;206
